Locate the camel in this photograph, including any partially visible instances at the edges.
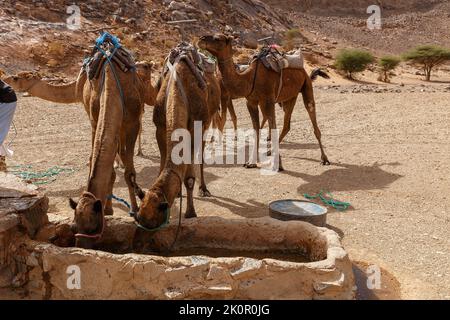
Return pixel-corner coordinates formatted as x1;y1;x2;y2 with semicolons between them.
2;45;155;248
65;54;153;248
2;62;156;157
198;34;330;171
134;44;221;231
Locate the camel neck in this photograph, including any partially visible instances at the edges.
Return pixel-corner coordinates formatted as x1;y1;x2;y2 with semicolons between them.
87;68;124;203
27;79;80;104
218;55;254;98
144;79;157;106
157;167;183;206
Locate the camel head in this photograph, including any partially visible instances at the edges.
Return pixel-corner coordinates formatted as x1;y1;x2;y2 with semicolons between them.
136;60;154;83
135;188;170;231
136;60;157;105
198;34;234;62
69;192;104;249
2;71;41;92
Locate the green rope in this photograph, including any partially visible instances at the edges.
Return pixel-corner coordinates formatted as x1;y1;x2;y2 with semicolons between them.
10;165;75;185
304;190;351;211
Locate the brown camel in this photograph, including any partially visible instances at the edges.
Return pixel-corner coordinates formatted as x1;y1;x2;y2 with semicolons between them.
135;45;221;230
3;55;154;248
198;34;330;170
2;62;156;156
67;57;151;248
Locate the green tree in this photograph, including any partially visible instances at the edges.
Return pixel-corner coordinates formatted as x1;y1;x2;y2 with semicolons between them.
403;45;450;81
379;56;401;82
335;49;375;79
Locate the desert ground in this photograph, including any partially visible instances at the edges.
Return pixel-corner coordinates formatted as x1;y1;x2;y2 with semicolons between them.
4;77;449;299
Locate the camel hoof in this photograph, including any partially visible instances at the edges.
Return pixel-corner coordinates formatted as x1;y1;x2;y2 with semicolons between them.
184;211;197;219
244;163;258;169
278;166;285;172
321;158;331;166
198;188;212;198
104;207;114;216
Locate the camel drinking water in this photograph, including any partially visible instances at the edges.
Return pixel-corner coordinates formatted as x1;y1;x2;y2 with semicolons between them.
135;42;221;231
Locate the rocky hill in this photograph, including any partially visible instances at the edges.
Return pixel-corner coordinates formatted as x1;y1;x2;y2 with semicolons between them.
0;0;449;79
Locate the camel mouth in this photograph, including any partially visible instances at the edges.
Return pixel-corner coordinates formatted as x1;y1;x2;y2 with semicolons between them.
135;212;167;231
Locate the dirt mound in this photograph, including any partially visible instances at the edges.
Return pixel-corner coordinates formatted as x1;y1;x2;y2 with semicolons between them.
0;0;293;78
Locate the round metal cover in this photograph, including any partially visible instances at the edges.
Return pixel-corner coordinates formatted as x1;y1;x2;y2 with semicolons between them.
269;200;328;227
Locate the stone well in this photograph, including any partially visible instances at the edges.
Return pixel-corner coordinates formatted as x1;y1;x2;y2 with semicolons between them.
0;173;355;300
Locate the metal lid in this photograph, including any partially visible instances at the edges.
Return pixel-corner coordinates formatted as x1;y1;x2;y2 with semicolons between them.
269;200;328;217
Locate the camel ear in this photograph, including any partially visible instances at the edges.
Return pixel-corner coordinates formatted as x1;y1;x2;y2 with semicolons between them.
69;198;78;210
159;202;169;212
93;200;103;214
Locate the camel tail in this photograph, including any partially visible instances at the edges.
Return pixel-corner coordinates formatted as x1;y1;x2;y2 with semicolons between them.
310;68;330;81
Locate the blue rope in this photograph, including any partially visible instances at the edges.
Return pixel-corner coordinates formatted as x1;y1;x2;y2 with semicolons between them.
96;32;122;49
107;194;134;214
108;194;171;232
94;32;126;114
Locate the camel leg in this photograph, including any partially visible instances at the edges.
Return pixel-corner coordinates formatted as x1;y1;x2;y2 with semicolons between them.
261;100;283;172
184;165;197;219
88;122;96;169
198;137;212;197
260;103;281;133
114;143;125;169
219;94;229;133
136;115;144;156
301;76;330;165
228;99;238;131
104;169;116;216
245;99;260;169
279;97;297;144
156;125;167;174
260;117;268;130
121;126;141;213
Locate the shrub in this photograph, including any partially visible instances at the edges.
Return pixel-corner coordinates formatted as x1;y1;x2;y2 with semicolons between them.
334;49;375;79
403;45;450;81
283;28;302;51
379;56;401;82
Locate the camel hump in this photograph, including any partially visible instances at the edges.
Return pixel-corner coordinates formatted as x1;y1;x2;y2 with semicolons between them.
83;33;137;80
162;42;212;89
